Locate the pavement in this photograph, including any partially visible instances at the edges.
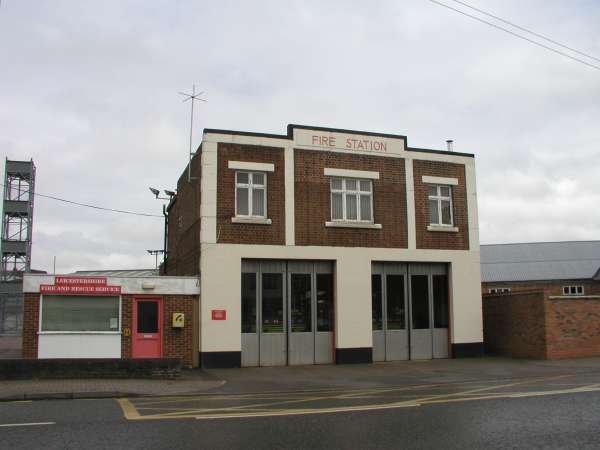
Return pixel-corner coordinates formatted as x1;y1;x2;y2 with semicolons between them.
0;370;225;401
4;356;600;402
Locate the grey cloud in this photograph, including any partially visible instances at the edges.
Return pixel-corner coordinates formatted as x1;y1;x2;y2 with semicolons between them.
1;0;599;271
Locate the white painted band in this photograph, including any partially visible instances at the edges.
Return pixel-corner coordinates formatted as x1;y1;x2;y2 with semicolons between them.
231;217;272;225
325;221;382;229
324;168;380;179
422;175;458;185
427;225;459;232
228;161;275;172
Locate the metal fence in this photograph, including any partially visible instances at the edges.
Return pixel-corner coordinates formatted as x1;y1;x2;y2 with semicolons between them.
0;292;23;335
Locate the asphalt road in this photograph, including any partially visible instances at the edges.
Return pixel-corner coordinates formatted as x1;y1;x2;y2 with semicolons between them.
2;374;600;450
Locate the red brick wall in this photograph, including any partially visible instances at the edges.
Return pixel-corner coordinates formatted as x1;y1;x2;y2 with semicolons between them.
483;287;600;360
294;149;407;248
23;294;197;367
482;290;547;358
413;160;469;250
165;152;201;276
22;293;39;358
546;298;600;359
216;143;285;245
121;295;133;358
162;295;196;368
122;295;197;368
482;280;600;296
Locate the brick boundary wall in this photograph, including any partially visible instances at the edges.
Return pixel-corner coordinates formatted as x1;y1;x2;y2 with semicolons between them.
483;290;600;359
482;290;547;358
0;358;181;380
546;297;600;359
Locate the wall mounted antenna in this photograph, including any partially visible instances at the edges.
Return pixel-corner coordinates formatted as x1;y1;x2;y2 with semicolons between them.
178;85;207;182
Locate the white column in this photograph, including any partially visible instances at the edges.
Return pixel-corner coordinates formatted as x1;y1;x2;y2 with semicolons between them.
200;141;218;244
335;255;372;349
284;144;295;246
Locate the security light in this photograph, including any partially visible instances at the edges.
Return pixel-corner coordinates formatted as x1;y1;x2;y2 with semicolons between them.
149;187;160;198
164;190;176;197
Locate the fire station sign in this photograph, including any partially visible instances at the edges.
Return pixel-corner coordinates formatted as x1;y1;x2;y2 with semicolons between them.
211;309;226;320
40;276;121;295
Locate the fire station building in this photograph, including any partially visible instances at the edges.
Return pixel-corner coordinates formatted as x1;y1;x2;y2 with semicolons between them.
165;124;483;368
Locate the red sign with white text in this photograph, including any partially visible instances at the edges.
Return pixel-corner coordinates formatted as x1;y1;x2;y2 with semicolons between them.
41;277;121;295
211;309;226;320
55;276;107;286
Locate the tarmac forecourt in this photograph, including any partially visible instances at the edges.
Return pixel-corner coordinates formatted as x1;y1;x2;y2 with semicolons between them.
117;373;600;421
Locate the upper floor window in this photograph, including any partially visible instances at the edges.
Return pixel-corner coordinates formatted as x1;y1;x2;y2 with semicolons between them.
563;285;584;296
428;185;453;226
235;171;266;218
489;287;511;294
330;178;373;222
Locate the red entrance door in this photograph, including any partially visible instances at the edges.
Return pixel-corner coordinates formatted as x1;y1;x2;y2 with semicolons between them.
132;297;163;358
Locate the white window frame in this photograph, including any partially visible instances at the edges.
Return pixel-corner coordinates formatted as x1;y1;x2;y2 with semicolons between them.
38;294;122;335
563;285;584;296
427;184;454;227
489;287;511;294
330;177;374;224
235;171;267;219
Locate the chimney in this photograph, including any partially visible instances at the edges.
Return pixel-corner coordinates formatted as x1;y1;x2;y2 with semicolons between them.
446;139;454;152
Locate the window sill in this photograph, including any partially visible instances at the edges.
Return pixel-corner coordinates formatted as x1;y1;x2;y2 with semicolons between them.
325;221;382;229
38;331;121;335
427;225;458;233
231;217;272;225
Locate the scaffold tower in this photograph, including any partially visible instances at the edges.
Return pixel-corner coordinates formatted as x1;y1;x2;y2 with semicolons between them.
1;159;36;282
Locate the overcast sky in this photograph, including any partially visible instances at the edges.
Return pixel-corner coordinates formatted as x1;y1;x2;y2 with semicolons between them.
1;0;599;273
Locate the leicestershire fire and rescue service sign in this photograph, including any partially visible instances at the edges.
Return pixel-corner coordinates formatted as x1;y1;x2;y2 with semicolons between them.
40;276;121;295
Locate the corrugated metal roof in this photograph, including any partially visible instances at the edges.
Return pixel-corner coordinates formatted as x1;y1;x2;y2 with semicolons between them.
481;241;600;282
67;269;159;277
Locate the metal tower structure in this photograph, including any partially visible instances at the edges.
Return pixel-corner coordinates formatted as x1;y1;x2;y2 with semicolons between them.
1;159;36;282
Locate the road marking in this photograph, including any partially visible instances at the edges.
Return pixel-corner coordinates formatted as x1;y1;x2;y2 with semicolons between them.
0;422;55;428
117;399;141;420
195;403;422;420
118;373;596;422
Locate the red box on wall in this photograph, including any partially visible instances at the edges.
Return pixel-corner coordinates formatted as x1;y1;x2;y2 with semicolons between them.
211;309;226;320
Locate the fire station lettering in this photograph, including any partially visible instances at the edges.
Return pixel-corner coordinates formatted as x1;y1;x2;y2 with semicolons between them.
294;129;405;154
311;134;387;152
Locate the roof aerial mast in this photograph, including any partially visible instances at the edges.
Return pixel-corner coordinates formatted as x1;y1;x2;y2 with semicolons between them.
178;85;207;182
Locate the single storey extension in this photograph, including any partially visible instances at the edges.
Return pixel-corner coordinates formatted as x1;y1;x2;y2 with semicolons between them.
481;241;600;359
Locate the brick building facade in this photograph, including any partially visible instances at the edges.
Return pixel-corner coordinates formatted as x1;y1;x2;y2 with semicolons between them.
22;274;199;367
165;124;483;368
481;241;600;359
